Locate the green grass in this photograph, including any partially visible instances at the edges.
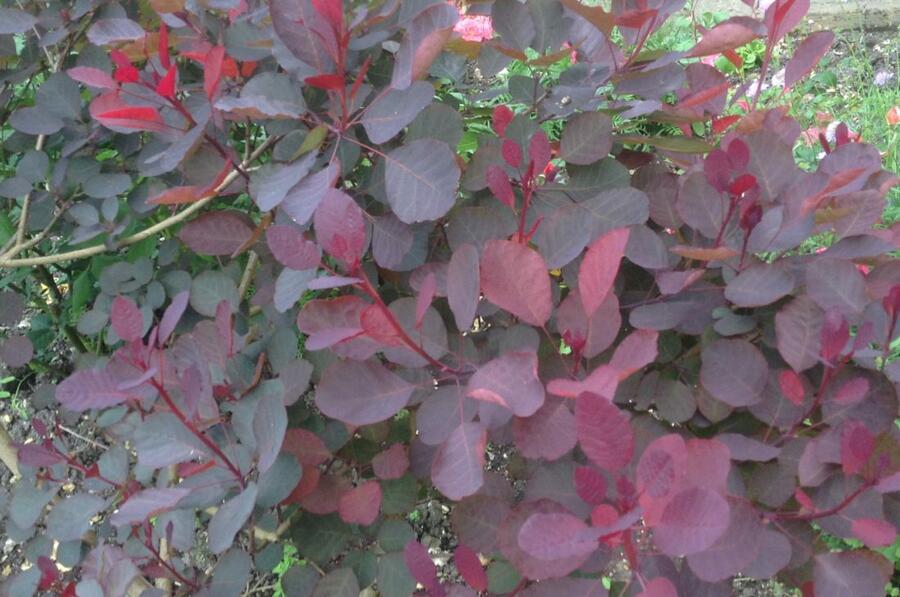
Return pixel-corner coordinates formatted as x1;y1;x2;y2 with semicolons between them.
785;28;900;224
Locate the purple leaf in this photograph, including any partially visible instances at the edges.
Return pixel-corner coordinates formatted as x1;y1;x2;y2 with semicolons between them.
208;484;258;554
282;161;341;226
361;82;434;143
652;487;730;556
110;488;189;527
404;540;441;594
110;296;143;342
806;258;867;316
87;18;145;46
249;153;316;211
716;433;780;461
576;393;634;471
253;389;287;473
431;422;486;500
480;240;552;327
700;339;767;406
724;263;794;307
512;399;577;461
179;212;255;256
578;228;630;317
306;276;361;290
517;512;597;560
775;295;824;372
372;444;410;480
67;66;117;90
784;30;835;89
574;466;607;505
813;551;892;597
417;386;478;446
454;544;487;592
56;368;131;411
609;329;659;380
447;244;480;332
267;225;322;271
467;351;545;417
314;189;366;267
0;335;33;368
850;518;897;548
560;112;613;165
385;139;460;224
315;359;414;426
158;291;189;345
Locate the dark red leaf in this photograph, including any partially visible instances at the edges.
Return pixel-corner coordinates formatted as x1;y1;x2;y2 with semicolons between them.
578;228;629;317
576;393;633;471
840;420;874;475
784;31;834;89
574;466;607;505
204;46;225;100
404;540;441;594
493;105;514;137
480;240;552;327
305;73;345;90
502;139;523;168
338;481;382;526
455;544;487;591
778;370;805;406
155;65;176;99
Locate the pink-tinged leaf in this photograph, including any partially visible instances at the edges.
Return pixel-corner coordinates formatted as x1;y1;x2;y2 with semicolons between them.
576;393;633;471
833;377;869;405
851;518;897;548
590;503;618;528
282;161;341;226
517;512;597;560
110;296;143;342
546;364;618;400
502;139;523;168
86;18;145;46
493;105;514;137
110;488;190;527
455;545;487;592
512;399;577;461
609;329;658;380
314;189;366;267
314;360;414;426
813;551;892;597
266;225;322;270
638;577;678;597
775;296;824;372
359;305;406;347
305;73;345;90
700;339;767;406
158;291;190;346
179;211;255;256
574;466;607;505
716;433;780;461
282;428;330;467
556;291;620;359
67;66;117;90
57;369;131;411
820;307;850;365
778;370;806;406
841;420;874;475
372;444;409;480
416;272;437;329
806;259;867;316
578;228;630;317
467;351;545;417
305;326;363;351
685;500;765;582
637;434;687;500
486;165;515;208
784;30;835;89
765;0;810;44
652;487;730;556
447;244;480;331
338;481;382;526
687;16;763;57
529;130;551;171
98;106;165;130
311;0;343;34
591;506;643;537
432;422;486;500
17;443;65;467
481;239;552;327
155;65;176;99
404;540;441;594
204;46;225;100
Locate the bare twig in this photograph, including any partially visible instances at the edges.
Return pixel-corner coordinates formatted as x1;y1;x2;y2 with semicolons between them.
238;251;259;299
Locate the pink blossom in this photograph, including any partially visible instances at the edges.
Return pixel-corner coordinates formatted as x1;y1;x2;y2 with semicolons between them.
454;15;493;42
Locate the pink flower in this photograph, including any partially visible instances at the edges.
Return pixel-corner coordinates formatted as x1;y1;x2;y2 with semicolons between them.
454;15;493;42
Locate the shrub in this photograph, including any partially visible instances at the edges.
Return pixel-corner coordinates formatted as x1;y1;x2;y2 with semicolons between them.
0;0;898;595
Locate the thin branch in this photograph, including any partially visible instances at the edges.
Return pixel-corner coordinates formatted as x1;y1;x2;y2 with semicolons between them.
0;136;278;268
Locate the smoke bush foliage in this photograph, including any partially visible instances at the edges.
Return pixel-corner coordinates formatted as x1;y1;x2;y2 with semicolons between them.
0;0;898;595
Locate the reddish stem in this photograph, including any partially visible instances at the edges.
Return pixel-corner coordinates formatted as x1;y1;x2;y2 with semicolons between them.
355;271;461;375
144;526;198;589
769;482;872;522
150;380;246;487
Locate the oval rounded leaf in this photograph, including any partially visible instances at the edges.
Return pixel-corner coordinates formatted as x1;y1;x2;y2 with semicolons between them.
209;484;258;554
467;351;545;417
481;240;552;327
560;112;613;165
652;487;730;556
700;339;767;407
447;244;480;332
385;139;460;224
267;225;322;270
576;393;634;471
338;481;382;526
315;360;414;426
724;263;794;307
432;422;486;500
362;82;434;144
